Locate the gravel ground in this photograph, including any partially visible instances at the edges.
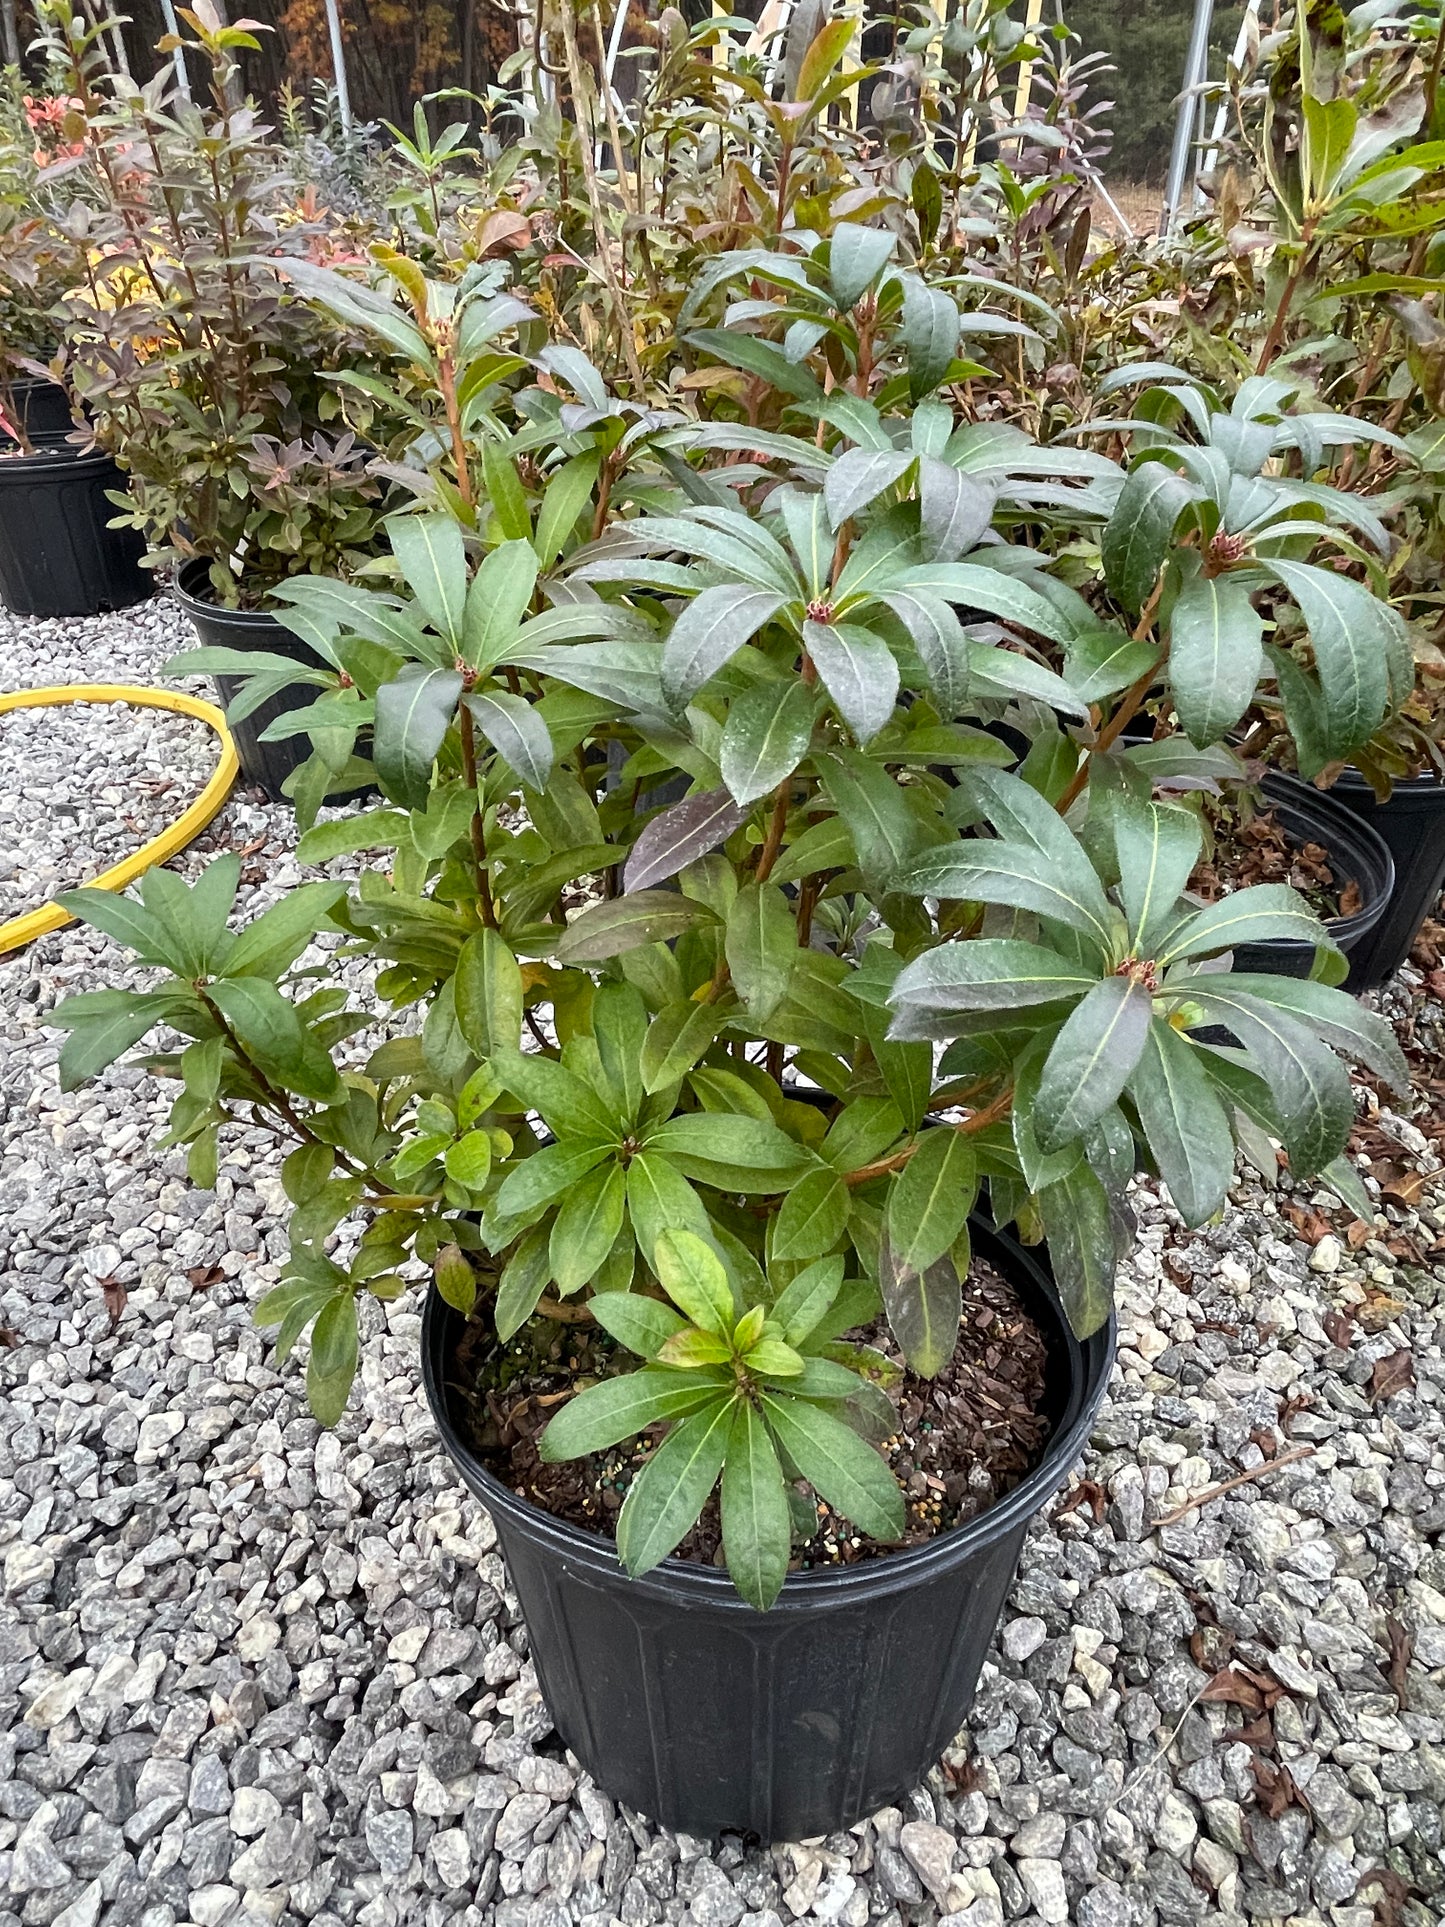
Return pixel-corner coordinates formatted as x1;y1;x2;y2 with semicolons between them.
1;597;1444;1927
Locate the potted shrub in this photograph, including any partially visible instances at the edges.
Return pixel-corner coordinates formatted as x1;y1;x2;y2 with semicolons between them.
0;63;148;615
53;345;1404;1834
31;1;394;791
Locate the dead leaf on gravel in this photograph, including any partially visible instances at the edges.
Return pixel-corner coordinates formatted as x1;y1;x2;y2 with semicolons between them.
98;1275;127;1329
0;1327;18;1348
1369;1349;1417;1402
1384;1616;1414;1711
1359;1286;1408;1333
1380;1168;1428;1207
185;1264;225;1291
1053;1478;1107;1523
1249;1751;1308;1820
1284;1202;1333;1244
1200;1664;1289;1712
1357;1865;1413;1926
1323;1308;1357;1349
1345;1219;1374;1249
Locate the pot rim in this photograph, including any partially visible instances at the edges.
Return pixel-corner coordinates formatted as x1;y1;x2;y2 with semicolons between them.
1334;765;1445;800
1257;769;1395;942
0;440;108;474
172;556;290;629
422;1216;1115;1612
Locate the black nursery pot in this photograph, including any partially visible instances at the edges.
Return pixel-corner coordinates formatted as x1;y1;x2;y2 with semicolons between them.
0;443;149;618
422;1220;1113;1842
173;559;328;801
1329;769;1445;989
2;376;76;444
1231;772;1394;986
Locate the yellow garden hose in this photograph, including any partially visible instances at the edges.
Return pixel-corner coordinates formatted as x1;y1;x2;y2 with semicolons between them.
0;684;239;957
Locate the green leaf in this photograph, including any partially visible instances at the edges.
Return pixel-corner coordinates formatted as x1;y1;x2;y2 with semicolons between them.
220;881;349;979
55;993;177;1091
772;1166;851;1262
373;665;463;810
1183;989;1355;1173
296;809;411;863
550;1160;626;1295
557;891;714;964
444;1130;494;1191
658;1329;735;1368
878;1232;960;1378
796;14;857;98
917;458;995;565
624;788;747;894
539;1367;728;1460
889;938;1097;1025
1265;559;1392;758
824;449;914;530
720;679;815;809
1113;798;1203;955
828;223;897;309
1218;974;1406;1092
652;1228;736;1336
817;747;921;894
187;1126;219;1189
387;512;468;644
55;887;184;970
482;442;532;541
1036;1162;1119;1338
434;1243;478;1313
307;1295;358;1426
760;1393;904;1540
208;977;342;1105
593;982;649;1122
803;621;899;746
900;277;959;401
590;1291;689;1360
617;1399;735;1577
639;1001;727;1094
880;588;971;712
662;588;789;712
1159;885;1328;963
725;881;797;1024
745;1337;806;1378
1169;572;1264;749
463;537;539;669
495;1225;552;1338
1102;461;1195;613
492;1047;620;1142
821;1095;905;1173
491;1140;614;1219
1127;1021;1234;1226
534;450;601;565
626;1152;711;1264
1033;976;1155;1153
282;1141;336;1204
1063;627;1159;705
644;1113;813;1190
896;841;1113;953
721;1399;791;1609
455;929;524;1059
465;690;554;790
886;1131;976;1273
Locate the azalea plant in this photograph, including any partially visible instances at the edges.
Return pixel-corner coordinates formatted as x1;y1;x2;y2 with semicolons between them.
54;275;1409;1604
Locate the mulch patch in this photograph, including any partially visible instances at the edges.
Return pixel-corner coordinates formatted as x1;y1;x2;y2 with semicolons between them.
1191;804;1358;923
456;1256;1052;1574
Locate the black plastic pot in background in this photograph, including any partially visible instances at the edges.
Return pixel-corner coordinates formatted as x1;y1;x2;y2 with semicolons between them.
0;443;149;618
1;376;76;445
1329;769;1445;989
173;560;329;801
1228;772;1394;985
423;1221;1113;1842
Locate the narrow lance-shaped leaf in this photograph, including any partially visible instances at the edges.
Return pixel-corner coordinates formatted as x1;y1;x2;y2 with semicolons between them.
373;665;463;810
1265;558;1392;758
721;1399;792;1611
1127;1019;1235;1226
1181;989;1355;1174
465;689;554;790
725;880;797;1024
760;1392;905;1540
386;512;468;645
539;1369;729;1460
1113;798;1202;955
462;537;539;669
616;1400;734;1577
662;588;789;712
720;678;815;807
1032;975;1155;1154
803;620;899;746
880;588;971;714
885;1130;977;1273
901;279;961;401
1102;461;1196;613
1168;571;1264;749
624;789;748;894
1036;1161;1119;1339
879;1230;961;1379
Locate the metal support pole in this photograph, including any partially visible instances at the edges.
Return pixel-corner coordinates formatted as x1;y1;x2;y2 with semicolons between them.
1201;0;1261;188
1160;0;1214;235
324;0;352;136
157;0;192;101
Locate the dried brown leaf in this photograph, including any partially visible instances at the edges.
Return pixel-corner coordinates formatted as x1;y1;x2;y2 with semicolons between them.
1369;1348;1417;1402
